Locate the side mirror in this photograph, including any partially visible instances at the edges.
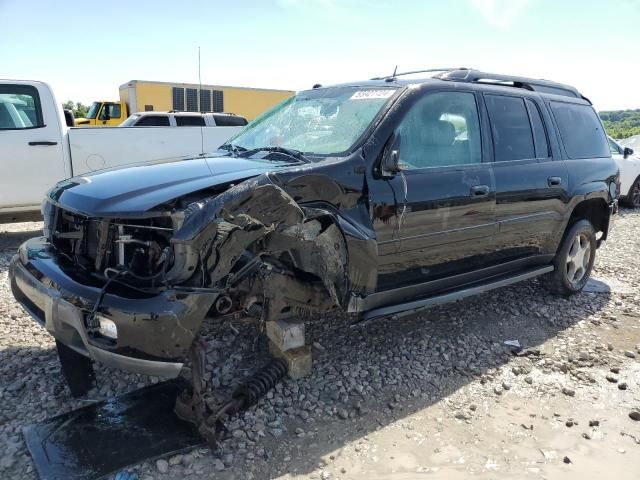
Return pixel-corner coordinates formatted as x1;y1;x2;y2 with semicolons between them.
623;147;634;159
63;109;75;127
381;132;402;176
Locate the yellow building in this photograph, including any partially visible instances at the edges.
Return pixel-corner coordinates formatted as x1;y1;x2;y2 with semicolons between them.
118;80;294;121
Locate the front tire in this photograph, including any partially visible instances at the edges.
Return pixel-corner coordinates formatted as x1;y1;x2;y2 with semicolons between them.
542;219;596;296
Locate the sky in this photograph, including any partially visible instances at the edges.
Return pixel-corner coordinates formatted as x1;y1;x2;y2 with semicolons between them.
1;0;639;111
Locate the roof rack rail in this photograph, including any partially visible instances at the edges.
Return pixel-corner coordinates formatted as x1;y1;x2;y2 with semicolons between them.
433;69;588;102
370;67;471;81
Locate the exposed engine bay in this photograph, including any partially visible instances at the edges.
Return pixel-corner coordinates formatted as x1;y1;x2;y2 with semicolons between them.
45;179;348;320
50;211;174;287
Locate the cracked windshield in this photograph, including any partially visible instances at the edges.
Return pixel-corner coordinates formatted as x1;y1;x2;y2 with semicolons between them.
225;87;397;155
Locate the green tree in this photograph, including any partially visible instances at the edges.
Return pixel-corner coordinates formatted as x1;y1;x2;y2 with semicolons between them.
62;101;89;118
75;102;89;118
600;109;640;139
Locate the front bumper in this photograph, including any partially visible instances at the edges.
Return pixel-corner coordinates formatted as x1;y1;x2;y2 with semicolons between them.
9;237;218;377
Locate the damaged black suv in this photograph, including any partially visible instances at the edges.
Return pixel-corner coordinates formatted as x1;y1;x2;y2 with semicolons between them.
10;69;618;395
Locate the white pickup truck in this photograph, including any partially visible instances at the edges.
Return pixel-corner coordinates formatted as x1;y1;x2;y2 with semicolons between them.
0;80;243;222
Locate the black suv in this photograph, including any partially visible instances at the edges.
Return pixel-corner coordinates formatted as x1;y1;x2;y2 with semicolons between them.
10;69;618;393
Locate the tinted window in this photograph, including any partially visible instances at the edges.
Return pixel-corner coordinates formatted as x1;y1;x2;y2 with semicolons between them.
396;91;482;169
176;116;205;126
0;84;44;130
214;115;248;126
485;95;535;162
525;99;549;158
135;115;170;127
550;102;609;159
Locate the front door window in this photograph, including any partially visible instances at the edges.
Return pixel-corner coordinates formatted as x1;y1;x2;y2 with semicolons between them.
395;91;482;169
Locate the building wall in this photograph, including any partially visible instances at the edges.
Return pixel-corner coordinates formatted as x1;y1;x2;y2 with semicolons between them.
121;81;294;120
132;82;173;113
223;87;292;120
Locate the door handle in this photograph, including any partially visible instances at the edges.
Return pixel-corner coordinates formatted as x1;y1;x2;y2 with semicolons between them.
470;185;490;197
548;176;562;187
28;141;58;146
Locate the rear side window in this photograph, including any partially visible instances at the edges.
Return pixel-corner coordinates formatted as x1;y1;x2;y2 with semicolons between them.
135;115;170;126
484;94;535;162
550;102;609;159
213;115;248;126
176;116;205;126
0;84;44;130
525;99;550;158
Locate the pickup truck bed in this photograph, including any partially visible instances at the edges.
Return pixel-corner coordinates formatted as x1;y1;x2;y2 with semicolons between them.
67;126;240;176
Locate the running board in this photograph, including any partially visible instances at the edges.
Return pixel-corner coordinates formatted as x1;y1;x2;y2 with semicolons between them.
362;265;553;322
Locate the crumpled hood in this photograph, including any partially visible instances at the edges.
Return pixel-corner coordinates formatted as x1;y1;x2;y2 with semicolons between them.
49;155;286;217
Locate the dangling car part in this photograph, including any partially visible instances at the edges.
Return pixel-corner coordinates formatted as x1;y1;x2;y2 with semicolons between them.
174;338;288;448
23;379;203;480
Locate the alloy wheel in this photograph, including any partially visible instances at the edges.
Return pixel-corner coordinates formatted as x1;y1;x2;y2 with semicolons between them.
566;232;591;286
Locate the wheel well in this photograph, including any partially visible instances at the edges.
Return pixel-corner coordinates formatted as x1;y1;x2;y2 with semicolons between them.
568;198;609;238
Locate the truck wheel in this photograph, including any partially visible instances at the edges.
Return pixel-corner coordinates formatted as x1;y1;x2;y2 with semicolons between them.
56;340;95;397
542;219;596;297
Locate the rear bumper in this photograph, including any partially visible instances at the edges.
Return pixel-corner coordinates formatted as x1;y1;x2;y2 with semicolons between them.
9;237;218;377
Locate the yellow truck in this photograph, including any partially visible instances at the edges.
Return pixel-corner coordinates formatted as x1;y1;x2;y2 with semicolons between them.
76;80;295;126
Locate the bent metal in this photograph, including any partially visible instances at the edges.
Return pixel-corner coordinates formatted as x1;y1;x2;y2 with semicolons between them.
10;68;619;442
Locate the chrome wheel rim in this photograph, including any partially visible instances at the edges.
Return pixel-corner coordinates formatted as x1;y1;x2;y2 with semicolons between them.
566;232;591;286
632;181;640;208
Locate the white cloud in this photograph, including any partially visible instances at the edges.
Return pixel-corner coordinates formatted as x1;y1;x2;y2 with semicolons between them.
469;0;534;29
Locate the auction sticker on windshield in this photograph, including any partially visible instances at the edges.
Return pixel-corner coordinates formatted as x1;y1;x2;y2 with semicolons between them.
350;90;395;100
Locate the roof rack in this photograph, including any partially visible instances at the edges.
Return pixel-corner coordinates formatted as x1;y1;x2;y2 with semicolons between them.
372;68;588;102
434;69;587;102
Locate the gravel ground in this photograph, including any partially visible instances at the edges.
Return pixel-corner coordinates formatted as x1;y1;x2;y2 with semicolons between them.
1;211;640;480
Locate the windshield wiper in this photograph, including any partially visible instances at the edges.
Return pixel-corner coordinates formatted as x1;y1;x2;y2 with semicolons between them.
219;143;248;154
237;146;311;164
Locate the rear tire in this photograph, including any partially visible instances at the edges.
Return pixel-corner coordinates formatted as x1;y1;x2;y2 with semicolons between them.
56;340;95;398
542;219;596;296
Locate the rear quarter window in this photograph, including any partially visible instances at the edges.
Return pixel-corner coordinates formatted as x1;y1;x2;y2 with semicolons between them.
135;115;170;127
213;115;248;126
550;102;609;159
176;116;205;127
